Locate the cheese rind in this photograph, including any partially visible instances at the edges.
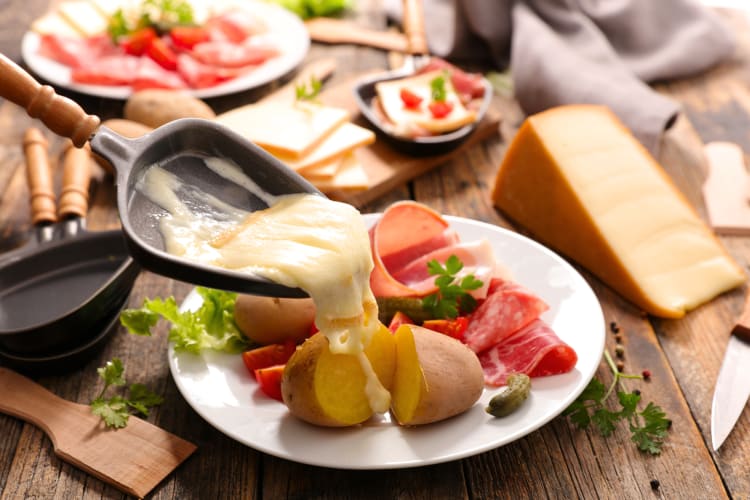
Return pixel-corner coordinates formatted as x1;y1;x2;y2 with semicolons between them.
492;105;745;318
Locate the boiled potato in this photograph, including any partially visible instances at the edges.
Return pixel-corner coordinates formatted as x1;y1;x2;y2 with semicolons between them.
391;324;484;425
234;295;315;345
124;89;216;128
281;324;396;427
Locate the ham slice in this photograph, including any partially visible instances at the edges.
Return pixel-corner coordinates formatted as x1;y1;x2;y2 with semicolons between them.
462;279;549;353
478;319;578;386
191;38;278;68
71;54;141;86
39;34;113;68
417;58;486;102
132;57;187;90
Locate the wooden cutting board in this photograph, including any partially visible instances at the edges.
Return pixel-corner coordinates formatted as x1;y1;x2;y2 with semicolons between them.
313;78;502;206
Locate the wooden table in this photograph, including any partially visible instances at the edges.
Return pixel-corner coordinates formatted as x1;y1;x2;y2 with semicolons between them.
1;1;749;499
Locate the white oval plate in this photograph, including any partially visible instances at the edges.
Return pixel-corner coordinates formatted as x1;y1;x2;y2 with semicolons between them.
168;215;605;469
21;1;309;100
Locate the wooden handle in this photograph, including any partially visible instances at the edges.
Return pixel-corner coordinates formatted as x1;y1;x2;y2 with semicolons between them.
305;18;408;52
732;291;750;343
0;53;100;147
23;127;56;225
58;142;91;219
0;367;74;445
402;0;428;55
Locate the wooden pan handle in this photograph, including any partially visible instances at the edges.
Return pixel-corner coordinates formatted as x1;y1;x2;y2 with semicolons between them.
402;0;428;55
23;127;56;225
0;54;100;147
732;291;750;343
58;142;91;219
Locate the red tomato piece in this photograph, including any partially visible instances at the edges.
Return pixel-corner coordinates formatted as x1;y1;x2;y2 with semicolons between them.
254;365;285;401
387;311;414;333
399;88;423;109
170;26;211;50
119;27;157;56
241;341;296;373
146;37;178;71
428;101;454;119
422;316;469;340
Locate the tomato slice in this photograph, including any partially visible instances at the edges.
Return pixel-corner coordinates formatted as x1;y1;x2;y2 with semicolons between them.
387;311;414;333
254;365;285;401
170;26;211;50
399;88;423;109
428;101;454;119
146;37;178;71
422;316;469;340
119;27;157;56
241;341;296;373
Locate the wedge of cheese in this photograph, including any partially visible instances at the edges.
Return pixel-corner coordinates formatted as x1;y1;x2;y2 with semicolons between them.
375;69;477;134
216;101;349;158
492;105;745;318
276;122;375;174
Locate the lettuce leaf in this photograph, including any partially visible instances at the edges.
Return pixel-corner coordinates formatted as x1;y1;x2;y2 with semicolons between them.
268;0;349;20
120;287;251;354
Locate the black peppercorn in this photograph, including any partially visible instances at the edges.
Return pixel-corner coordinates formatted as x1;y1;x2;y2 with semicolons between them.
650;479;660;490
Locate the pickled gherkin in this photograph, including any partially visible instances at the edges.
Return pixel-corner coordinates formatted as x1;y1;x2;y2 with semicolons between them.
485;373;531;417
376;296;433;324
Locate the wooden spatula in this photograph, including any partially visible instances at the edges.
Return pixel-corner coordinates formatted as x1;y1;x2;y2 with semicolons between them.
0;367;197;498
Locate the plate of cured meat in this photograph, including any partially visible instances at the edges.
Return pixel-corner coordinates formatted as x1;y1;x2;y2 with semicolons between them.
20;0;309;99
168;204;606;469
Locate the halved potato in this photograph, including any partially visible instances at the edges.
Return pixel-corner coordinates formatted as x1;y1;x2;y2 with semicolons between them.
391;324;484;425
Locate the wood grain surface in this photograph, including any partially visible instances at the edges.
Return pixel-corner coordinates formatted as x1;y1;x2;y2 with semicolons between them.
1;1;749;499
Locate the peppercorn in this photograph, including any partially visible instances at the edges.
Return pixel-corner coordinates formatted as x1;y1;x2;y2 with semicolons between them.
614;335;623;343
610;321;620;333
650;479;660;490
616;361;625;372
615;345;625;358
642;369;652;380
633;389;641;396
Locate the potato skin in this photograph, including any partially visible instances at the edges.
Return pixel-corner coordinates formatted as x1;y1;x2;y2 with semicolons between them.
234;295;315;345
395;325;484;425
124;89;216;128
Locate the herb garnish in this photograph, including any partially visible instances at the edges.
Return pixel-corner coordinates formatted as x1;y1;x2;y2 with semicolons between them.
295;76;322;102
108;0;194;39
563;350;671;455
430;74;447;102
421;255;483;319
90;358;164;429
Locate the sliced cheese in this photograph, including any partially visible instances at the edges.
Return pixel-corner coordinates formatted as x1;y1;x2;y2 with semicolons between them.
375;69;477;134
492;104;745;318
312;153;369;192
31;13;83;38
299;155;346;180
275;122;375;173
57;0;109;37
87;0;124;18
216;101;350;158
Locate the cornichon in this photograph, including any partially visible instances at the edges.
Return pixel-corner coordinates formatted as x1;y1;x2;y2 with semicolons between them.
376;296;433;324
485;373;531;418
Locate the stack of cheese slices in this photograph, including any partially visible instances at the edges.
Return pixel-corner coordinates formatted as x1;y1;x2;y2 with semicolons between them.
217;99;375;193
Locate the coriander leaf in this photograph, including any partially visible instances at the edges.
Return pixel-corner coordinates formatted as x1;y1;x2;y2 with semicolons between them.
430;75;447;102
591;408;620;437
295;76;322;101
421;256;483;319
119;307;160;336
128;383;164;416
91;396;130;429
630;402;670;455
617;390;640;418
97;358;126;388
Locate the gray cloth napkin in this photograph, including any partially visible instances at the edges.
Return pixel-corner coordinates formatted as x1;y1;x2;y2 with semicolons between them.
386;0;735;154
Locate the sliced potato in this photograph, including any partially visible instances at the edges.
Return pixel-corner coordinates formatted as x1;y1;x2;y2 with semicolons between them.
281;324;396;427
391;325;484;425
234;295;315;345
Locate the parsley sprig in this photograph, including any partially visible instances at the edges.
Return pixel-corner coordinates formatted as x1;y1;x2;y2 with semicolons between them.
295;76;322;102
430;74;447;102
90;358;164;429
563;350;670;455
421;255;483;319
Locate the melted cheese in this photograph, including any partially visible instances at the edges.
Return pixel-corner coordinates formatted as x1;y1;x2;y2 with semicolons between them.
139;158;389;411
492;105;745;318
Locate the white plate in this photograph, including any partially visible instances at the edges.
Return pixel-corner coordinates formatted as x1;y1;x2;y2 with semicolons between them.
168;215;605;469
21;1;309;100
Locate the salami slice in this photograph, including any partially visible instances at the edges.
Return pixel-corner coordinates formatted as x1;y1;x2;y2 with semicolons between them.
478;319;578;386
462;279;549;353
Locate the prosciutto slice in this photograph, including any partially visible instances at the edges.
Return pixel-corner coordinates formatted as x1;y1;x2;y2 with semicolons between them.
463;279;549;353
478;319;578;386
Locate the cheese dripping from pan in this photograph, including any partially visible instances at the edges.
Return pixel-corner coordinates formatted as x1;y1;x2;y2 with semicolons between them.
137;157;389;413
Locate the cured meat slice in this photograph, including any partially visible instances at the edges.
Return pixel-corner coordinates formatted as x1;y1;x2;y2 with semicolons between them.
191;38;278;68
478;319;578;386
39;34;112;68
417;58;486;102
71;54;141;86
206;9;267;43
462;279;549;353
391;239;497;298
370;201;454;297
176;53;248;88
132;57;187;90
